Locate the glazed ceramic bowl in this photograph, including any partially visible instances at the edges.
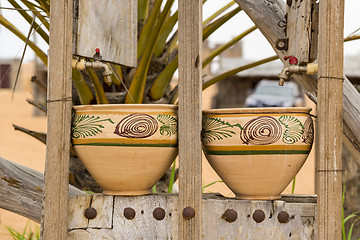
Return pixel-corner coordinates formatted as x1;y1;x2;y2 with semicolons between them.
72;104;178;195
202;107;314;200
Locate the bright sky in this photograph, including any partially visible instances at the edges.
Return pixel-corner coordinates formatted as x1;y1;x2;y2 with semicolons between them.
0;0;359;62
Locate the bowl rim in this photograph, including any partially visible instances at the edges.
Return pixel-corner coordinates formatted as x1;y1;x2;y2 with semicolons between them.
73;103;178;111
203;107;312;115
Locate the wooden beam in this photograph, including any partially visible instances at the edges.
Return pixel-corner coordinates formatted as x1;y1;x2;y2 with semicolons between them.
67;194;317;239
74;0;137;66
178;0;202;239
0;157;83;224
316;0;344;239
40;0;73;239
286;0;313;64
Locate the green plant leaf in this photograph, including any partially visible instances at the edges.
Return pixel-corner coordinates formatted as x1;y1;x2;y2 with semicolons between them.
72;69;94;105
203;25;257;67
152;184;157;193
87;69;109;104
110;64;123;86
291;177;296;194
154;10;178;57
202;180;223;193
138;0;150;21
8;0;49;43
34;0;50;15
202;55;278;90
0;15;47;65
20;0;50;30
344;35;360;42
203;1;235;26
149;55;178;100
168;160;176;193
126;0;175;103
203;6;241;41
137;0;163;60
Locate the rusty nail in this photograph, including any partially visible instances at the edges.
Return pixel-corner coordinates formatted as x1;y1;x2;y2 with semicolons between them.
153;207;166;221
124;207;136;220
84;207;97;220
182;207;195;220
277;211;290;223
222;209;237;223
252;210;265;223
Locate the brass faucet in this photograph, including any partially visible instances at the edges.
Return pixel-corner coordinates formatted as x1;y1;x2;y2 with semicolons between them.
278;56;318;86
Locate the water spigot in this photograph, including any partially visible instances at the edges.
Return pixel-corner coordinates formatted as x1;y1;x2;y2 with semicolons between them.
72;48;113;84
278;56;318;86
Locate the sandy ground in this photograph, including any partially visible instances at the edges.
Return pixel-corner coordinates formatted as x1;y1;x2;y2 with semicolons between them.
0;90;46;239
0;87;314;239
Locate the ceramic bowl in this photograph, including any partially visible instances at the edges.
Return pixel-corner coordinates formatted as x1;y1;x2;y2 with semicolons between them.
202;107;314;200
72;104;178;195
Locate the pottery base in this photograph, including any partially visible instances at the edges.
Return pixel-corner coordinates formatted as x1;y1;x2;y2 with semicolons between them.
236;195;281;200
103;189;152;196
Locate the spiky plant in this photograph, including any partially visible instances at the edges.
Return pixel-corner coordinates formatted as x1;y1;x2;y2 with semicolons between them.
1;0;278;192
0;0;277;106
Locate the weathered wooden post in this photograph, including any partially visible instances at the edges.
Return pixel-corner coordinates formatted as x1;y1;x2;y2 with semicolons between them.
178;0;203;239
316;0;344;238
41;1;319;239
41;0;73;239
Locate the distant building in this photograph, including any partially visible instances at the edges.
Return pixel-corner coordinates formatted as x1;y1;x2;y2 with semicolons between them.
207;43;360;108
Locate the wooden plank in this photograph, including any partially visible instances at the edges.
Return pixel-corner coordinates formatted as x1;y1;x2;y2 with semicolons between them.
309;3;319;62
88;195;113;228
203;199;315;239
286;0;312;64
74;0;137;67
68;194;316;239
68;195;92;229
112;195;178;239
316;0;344;239
40;0;73;239
177;0;203;239
68;229;114;240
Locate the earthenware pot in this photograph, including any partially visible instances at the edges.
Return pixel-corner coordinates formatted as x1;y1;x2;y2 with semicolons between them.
72;104;178;195
202;107;314;200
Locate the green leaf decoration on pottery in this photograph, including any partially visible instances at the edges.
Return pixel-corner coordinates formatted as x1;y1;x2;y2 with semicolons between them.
278;115;304;144
72;115;114;139
157;114;178;136
202;117;243;144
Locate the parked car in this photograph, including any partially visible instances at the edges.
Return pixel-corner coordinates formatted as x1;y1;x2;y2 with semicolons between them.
244;80;304;107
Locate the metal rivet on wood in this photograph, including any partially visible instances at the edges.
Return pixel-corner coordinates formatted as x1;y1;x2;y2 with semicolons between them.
222;209;238;223
277;211;290;223
182;207;195;220
84;207;97;220
153;207;166;221
124;207;136;220
252;210;265;223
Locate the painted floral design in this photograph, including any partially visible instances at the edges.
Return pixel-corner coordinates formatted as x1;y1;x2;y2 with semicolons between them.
278;115;304;144
72;115;114;139
202;117;242;144
157;114;178;136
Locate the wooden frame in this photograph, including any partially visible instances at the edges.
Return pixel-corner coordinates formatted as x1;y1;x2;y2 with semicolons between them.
41;0;73;239
177;0;203;239
41;0;344;239
316;0;344;238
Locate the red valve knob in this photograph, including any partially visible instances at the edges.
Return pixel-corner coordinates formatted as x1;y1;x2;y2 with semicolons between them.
95;48;100;54
284;56;298;65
